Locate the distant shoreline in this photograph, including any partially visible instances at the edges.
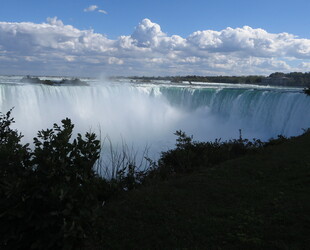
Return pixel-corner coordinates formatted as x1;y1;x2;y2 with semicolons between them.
117;72;310;88
3;71;310;88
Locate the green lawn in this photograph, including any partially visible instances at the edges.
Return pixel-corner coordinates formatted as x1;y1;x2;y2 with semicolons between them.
93;132;310;249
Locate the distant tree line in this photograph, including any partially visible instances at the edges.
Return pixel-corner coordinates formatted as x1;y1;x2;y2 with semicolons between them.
121;71;310;87
124;75;263;84
268;72;310;87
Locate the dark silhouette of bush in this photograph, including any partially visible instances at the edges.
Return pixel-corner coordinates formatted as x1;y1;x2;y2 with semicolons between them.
156;130;264;176
264;135;288;147
0;109;30;167
0;111;107;249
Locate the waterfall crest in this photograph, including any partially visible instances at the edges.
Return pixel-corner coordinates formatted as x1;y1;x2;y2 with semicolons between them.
1;77;309;156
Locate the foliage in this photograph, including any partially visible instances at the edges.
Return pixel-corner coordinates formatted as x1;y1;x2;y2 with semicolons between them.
0;109;30;169
125;71;310;87
148;130;264;178
0;111;106;250
128;75;264;85
264;135;288;146
0;110;300;249
269;71;310;87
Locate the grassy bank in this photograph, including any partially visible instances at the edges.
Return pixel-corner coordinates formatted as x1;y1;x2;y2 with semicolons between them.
94;132;310;249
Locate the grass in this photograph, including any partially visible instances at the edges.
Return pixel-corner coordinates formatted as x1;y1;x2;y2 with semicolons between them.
90;132;310;249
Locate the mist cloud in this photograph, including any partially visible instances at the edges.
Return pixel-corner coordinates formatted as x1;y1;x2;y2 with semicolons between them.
0;17;309;76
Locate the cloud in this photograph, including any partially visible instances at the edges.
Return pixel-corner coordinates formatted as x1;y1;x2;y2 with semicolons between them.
108;57;123;65
131;19;166;47
98;9;108;14
0;17;310;76
84;5;98;12
299;62;310;71
84;5;108;14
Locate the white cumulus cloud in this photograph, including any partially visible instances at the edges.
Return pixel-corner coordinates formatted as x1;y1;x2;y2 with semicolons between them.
0;17;310;76
131;19;166;48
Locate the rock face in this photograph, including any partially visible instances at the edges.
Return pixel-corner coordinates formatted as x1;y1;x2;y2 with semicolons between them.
21;76;88;86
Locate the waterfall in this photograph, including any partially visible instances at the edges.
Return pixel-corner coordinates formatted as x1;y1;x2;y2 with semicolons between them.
1;76;309;159
159;86;310;139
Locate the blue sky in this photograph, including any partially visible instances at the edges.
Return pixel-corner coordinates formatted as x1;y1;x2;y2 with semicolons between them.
2;0;310;39
1;0;310;76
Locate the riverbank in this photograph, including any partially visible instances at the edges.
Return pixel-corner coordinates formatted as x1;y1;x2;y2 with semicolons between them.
92;131;310;249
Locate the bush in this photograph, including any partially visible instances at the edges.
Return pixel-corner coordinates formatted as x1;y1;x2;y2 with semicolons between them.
0;111;106;249
157;130;264;176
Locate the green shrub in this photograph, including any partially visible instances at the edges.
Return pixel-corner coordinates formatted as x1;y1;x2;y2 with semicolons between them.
157;130;264;176
264;135;288;147
0;111;105;249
